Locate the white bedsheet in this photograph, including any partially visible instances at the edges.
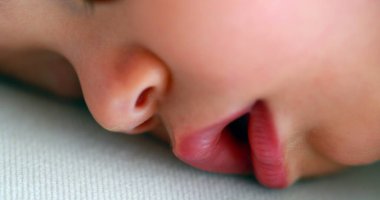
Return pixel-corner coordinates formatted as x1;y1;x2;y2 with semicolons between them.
0;81;379;200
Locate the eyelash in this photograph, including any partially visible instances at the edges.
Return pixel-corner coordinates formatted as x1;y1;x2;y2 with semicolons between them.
84;0;94;6
84;0;112;10
83;0;96;11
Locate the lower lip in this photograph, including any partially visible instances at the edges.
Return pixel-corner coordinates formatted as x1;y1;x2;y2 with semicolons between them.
249;101;288;188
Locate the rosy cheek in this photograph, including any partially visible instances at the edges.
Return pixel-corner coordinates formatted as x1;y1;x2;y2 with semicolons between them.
308;129;379;166
249;0;341;63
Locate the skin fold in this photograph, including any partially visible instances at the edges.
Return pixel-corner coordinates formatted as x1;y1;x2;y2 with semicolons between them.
1;0;380;188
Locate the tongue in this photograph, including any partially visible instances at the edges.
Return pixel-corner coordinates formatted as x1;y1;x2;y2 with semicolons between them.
173;124;252;174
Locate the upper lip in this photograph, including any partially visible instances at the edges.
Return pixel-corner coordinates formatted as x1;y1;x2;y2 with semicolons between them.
173;100;288;189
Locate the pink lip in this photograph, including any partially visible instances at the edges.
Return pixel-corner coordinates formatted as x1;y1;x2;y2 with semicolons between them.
249;101;288;188
173;101;288;189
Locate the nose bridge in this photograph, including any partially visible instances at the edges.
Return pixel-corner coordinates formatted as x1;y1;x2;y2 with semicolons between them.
76;48;170;134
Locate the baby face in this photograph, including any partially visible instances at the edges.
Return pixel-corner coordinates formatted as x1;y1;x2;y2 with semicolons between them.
1;0;380;188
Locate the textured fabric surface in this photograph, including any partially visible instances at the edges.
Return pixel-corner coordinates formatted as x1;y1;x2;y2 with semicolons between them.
0;81;379;200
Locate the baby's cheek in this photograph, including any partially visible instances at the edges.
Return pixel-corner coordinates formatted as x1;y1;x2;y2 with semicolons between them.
308;128;380;166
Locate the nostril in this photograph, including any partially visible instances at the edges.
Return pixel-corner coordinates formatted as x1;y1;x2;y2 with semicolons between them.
129;87;157;134
135;87;155;108
135;117;155;130
129;116;158;134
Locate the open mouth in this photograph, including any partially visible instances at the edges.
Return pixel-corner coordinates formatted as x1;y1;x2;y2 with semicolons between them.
224;113;250;143
174;101;288;189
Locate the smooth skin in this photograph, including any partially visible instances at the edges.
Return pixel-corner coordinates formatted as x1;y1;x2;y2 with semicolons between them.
1;0;380;188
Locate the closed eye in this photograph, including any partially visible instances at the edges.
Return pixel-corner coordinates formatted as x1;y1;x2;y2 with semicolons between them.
83;0;113;11
84;0;118;8
84;0;115;5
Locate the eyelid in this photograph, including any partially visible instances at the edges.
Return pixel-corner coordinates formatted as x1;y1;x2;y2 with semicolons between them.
82;0;97;13
85;0;112;4
84;0;94;6
84;0;113;7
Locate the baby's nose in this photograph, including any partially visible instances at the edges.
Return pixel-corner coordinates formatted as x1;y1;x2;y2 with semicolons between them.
77;48;169;134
